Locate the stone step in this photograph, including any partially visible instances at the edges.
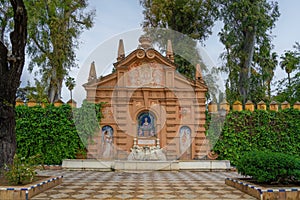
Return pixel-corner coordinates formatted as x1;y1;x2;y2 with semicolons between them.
61;159;231;171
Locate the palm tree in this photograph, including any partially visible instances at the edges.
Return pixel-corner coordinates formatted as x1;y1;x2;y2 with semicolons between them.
65;77;76;102
280;51;300;87
264;52;278;99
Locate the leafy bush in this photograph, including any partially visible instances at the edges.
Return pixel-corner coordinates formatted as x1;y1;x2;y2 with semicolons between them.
73;100;103;146
205;111;225;149
16;104;82;165
236;151;300;183
15;103;102;165
213;109;300;165
4;154;38;185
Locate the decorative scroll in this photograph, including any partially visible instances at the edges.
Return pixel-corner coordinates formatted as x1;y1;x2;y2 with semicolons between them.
127;62;165;87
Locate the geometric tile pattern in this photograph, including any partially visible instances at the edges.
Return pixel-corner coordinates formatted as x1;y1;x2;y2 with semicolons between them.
32;170;256;199
226;177;300;193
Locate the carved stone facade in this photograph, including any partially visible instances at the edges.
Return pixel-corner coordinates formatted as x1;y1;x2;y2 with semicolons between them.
84;36;208;160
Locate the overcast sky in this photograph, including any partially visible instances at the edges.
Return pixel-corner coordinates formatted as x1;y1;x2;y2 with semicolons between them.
21;0;300;104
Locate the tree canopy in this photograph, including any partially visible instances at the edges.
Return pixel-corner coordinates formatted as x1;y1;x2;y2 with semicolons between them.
218;0;280;104
25;0;95;103
65;76;76;101
275;42;300;104
140;0;218;42
140;0;284;104
140;0;221;101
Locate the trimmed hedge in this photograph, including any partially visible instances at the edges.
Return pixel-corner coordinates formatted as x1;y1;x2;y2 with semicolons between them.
16;104;82;165
15;101;102;165
236;151;300;183
213;109;300;165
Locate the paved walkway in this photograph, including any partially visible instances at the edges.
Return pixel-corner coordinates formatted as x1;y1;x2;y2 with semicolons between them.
33;170;255;199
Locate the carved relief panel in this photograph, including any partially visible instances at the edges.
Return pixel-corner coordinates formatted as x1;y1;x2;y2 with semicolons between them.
127;62;165;87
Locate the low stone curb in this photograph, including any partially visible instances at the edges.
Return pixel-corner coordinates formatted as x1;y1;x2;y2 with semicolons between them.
0;176;63;200
225;177;300;200
39;165;62;170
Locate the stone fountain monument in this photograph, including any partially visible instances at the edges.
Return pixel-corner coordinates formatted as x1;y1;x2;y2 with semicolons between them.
61;35;230;171
83;35;209;162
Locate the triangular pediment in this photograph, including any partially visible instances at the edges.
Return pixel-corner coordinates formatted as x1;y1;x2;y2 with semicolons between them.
84;49;207;91
114;48;176;70
84;37;207;92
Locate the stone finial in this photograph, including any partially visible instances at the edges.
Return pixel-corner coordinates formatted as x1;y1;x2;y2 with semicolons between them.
16;98;24;106
27;99;37;107
88;61;97;82
117;39;125;62
293;101;300;110
281;101;290;110
232;100;242;111
138;35;152;49
208;101;218;113
67;99;77;108
245;100;254;111
54;99;64;107
166;39;174;62
257;101;266;110
220;99;230;112
269;101;279;111
195;63;203;80
41;101;48;108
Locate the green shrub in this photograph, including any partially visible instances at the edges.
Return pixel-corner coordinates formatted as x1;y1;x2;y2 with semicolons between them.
213;109;300;165
15;103;102;165
4;154;38;185
236;151;300;183
16;104;82;165
73;100;103;146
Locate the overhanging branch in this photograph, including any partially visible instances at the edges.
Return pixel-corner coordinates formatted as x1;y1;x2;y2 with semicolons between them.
32;36;48;55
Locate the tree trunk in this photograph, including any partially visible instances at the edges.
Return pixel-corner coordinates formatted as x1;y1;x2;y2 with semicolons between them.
0;100;16;168
48;69;63;103
0;0;27;168
48;78;62;103
239;29;256;104
238;67;248;103
48;81;57;103
267;81;271;100
288;72;291;87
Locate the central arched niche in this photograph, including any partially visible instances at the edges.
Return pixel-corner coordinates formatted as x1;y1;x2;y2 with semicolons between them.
137;111;156;138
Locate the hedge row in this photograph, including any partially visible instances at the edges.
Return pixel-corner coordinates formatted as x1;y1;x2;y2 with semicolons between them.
15;101;102;165
16;104;81;165
213;109;300;165
16;104;299;166
236;151;300;183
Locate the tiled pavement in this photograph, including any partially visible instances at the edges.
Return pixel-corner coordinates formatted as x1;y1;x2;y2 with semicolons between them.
32;170;256;199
